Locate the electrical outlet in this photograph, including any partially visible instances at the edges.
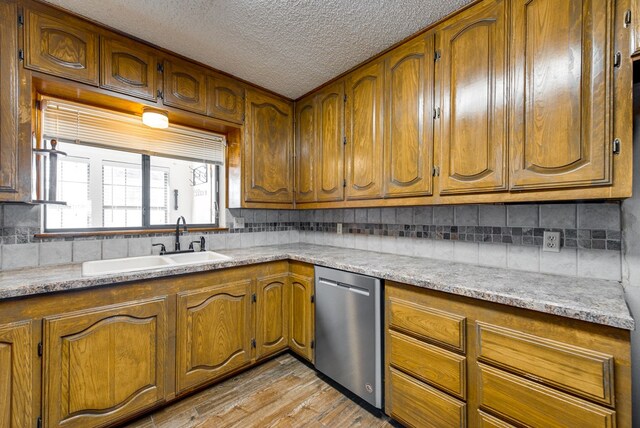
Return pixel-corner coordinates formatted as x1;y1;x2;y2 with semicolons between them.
233;217;245;229
337;223;343;235
543;231;561;252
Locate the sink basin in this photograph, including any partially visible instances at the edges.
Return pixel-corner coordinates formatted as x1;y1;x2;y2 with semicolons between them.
82;255;174;276
165;251;232;265
81;251;231;276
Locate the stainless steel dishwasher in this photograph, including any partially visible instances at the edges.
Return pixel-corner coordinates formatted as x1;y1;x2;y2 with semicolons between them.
314;266;383;409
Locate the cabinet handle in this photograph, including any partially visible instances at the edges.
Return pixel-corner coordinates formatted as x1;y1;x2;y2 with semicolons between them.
614;52;621;68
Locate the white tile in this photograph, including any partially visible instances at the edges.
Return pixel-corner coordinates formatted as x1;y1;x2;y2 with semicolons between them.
578;249;621;281
226;234;242;249
380;236;397;254
366;235;382;252
412;239;433;259
289;229;300;243
342;234;355;249
540;247;577;277
102;239;128;259
2;244;38;270
73;240;102;262
433;240;454;261
207;234;227;250
395;238;414;256
507;245;540;272
128;237;152;257
276;231;290;245
478;243;507;268
241;233;255;248
39;241;72;266
453;241;479;265
355;234;368;250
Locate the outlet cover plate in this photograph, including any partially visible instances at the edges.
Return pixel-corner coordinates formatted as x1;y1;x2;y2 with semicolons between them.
337;223;342;235
543;231;561;252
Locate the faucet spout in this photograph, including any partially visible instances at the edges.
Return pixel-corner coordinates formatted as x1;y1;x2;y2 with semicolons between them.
175;216;188;251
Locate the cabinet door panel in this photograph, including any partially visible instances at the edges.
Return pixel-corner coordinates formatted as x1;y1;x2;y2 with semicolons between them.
438;0;507;194
316;81;345;201
295;96;317;203
289;273;314;362
163;58;207;114
44;298;168;428
345;60;384;200
244;90;294;204
176;280;252;393
101;36;158;101
0;321;32;428
256;274;289;359
207;74;245;123
510;0;612;190
384;36;434;197
25;9;99;85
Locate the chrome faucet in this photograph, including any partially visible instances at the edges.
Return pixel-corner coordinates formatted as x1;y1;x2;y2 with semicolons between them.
175;216;187;251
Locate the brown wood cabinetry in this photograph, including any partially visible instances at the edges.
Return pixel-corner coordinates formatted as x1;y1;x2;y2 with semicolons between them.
24;8;99;86
294;94;317;203
0;321;32;428
162;57;208;114
316;81;345;202
43;297;168;427
436;0;507;194
176;279;253;393
244;89;294;205
510;0;613;191
255;274;289;359
288;263;315;362
100;35;158;101
345;59;385;200
206;73;245;124
385;281;632;428
383;35;434;198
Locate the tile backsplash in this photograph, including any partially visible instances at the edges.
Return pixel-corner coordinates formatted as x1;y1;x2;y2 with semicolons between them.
0;202;623;281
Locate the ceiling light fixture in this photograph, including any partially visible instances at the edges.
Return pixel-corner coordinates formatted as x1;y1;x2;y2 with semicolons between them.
142;108;169;129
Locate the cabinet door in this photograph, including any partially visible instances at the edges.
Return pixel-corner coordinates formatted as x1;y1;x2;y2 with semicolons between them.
176;280;252;393
24;9;99;85
0;0;29;201
316;81;345;202
206;73;245;123
256;274;289;359
510;0;612;190
244;89;294;204
0;321;32;428
163;57;207;114
345;59;385;200
295;95;317;203
43;298;168;428
437;0;508;194
100;35;158;101
289;273;314;362
384;35;434;198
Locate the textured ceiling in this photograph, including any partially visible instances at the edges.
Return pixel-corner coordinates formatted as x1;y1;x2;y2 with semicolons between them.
42;0;473;99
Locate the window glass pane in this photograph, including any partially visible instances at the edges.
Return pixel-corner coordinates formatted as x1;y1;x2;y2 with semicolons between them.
149;156;217;225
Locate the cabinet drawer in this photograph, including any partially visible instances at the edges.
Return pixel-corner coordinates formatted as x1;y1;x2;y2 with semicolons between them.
477;363;616;428
477;411;516;428
477;322;615;405
387;296;465;352
389;330;466;399
388;368;466;428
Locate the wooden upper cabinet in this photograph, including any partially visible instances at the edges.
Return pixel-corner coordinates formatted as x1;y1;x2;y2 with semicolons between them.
295;95;317;203
244;89;294;204
176;280;253;393
256;274;289;359
0;321;32;428
100;35;158;101
345;59;385;200
43;298;168;428
316;81;345;202
510;0;613;190
24;8;99;86
383;35;434;198
437;0;508;194
207;73;245;123
162;57;207;114
288;272;314;362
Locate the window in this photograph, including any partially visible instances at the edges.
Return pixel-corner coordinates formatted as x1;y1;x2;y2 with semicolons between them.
42;98;225;232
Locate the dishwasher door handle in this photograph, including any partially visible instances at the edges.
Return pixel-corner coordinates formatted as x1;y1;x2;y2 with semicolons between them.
318;278;370;297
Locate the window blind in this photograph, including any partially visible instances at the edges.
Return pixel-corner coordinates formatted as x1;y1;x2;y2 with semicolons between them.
41;97;226;165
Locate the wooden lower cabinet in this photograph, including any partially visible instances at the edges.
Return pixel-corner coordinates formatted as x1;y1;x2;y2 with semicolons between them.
176;279;253;393
255;274;289;359
0;321;32;428
43;297;168;428
385;281;632;428
288;262;315;362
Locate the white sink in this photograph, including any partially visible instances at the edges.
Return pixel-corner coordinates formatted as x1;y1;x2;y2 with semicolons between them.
82;255;174;276
166;251;231;265
81;251;231;276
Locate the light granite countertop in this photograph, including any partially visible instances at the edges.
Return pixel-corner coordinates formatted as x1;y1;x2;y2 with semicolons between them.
0;244;633;330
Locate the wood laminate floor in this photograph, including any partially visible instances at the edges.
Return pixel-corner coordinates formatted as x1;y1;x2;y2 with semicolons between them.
124;353;398;428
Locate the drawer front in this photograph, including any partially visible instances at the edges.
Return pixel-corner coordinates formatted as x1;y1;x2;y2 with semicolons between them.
477;411;516;428
387;296;465;352
389;368;466;428
477;322;614;405
477;363;616;428
389;330;466;399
